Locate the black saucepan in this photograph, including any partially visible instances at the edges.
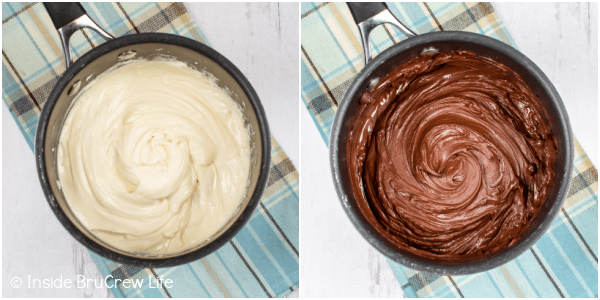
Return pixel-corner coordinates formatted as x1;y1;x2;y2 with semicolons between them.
329;2;573;275
35;3;271;268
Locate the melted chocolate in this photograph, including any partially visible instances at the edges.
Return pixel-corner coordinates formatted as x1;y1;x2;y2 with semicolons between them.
346;51;557;260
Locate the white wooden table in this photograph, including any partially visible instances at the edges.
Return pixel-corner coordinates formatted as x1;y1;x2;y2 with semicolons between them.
2;2;299;298
300;2;598;297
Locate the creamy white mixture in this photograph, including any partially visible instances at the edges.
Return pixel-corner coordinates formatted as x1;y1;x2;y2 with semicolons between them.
57;59;251;255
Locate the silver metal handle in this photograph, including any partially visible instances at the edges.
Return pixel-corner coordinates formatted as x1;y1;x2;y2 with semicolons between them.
57;14;114;68
357;9;416;66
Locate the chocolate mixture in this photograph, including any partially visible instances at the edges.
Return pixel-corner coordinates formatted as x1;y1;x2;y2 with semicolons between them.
346;51;557;260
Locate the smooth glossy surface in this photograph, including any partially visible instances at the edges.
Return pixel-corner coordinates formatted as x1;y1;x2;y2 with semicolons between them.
57;59;251;255
347;51;557;260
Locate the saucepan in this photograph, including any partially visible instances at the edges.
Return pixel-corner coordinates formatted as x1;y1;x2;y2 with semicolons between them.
35;3;271;267
329;2;573;275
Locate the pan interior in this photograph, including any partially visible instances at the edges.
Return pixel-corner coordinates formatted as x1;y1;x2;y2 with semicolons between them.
335;36;571;271
43;43;263;259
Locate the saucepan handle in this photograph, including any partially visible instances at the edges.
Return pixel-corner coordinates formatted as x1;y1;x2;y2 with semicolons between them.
346;2;417;66
43;2;114;68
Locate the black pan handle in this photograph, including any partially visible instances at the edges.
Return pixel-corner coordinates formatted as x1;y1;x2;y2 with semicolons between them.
346;2;416;66
43;2;86;30
42;2;114;68
347;2;387;25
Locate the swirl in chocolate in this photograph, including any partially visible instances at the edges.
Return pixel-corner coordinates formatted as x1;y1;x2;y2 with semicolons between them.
347;51;557;260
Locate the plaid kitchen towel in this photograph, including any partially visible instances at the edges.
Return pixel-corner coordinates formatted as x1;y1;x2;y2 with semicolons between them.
3;2;298;298
301;2;597;298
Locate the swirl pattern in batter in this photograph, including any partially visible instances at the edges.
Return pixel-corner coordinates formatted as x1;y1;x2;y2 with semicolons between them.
347;51;557;260
57;59;251;255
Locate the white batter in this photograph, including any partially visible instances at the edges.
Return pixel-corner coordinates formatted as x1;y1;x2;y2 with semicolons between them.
57;58;251;255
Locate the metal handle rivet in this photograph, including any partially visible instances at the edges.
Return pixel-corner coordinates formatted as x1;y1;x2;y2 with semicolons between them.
367;77;380;91
421;47;439;56
118;50;137;60
67;80;81;96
